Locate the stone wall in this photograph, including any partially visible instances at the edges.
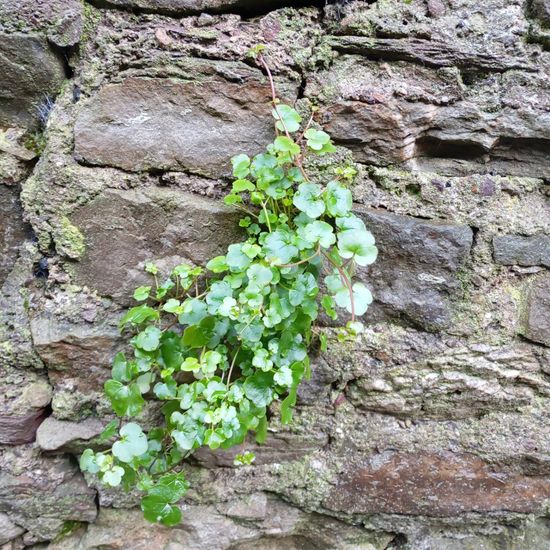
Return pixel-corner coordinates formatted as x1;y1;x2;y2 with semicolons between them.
1;0;549;548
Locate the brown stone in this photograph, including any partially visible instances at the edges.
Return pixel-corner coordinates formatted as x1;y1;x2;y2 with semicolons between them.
69;187;243;303
0;410;47;446
0;34;66;129
523;274;550;347
0;185;29;285
355;207;473;330
74;76;297;177
325;452;550;516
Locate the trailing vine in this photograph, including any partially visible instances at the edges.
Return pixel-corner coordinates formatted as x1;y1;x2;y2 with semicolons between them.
80;48;377;526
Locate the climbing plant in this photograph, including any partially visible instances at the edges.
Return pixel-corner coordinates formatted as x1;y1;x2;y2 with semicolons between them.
80;48;377;526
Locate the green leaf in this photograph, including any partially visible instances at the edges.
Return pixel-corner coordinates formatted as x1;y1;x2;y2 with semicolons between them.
79;449;100;474
244;371;274;407
98;420;118;442
162;299;181;314
255;415;268;444
293;183;325;219
203;381;226;402
154;378;177;400
321;295;337;320
247;264;273;287
206;281;233;314
264;230;299;265
242;243;262;259
226;244;252;272
337;230;378;266
103;466;125;487
329;277;373;316
119;306;159;328
112;352;133;383
273;136;300;156
182;316;216;348
232;179;255;193
325;181;352;217
134;326;162;352
206;256;228;274
104;380;145;417
133;286;151;301
272;104;302;133
141;495;182;526
112;422;148;463
274;366;293;387
304;128;336;154
178;298;207;326
148;473;189;502
298;220;335;248
231;154;251;179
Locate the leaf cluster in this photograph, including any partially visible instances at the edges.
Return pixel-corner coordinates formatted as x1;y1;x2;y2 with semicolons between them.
81;56;377;526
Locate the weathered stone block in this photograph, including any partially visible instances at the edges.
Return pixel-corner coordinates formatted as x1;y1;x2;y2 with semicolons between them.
0;366;51;445
523;274;550;347
89;0;287;14
74;76;296;177
307;57;550;178
354;207;473;329
0;186;29;286
68;187;243;303
30;314;121;419
0;33;66;129
0;0;83;47
324;451;550;516
322;326;549;419
0;446;97;541
493;234;550;267
36;417;104;452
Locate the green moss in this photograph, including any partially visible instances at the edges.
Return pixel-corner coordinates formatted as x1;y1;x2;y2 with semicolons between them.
54;217;86;259
80;0;102;49
24;131;47;156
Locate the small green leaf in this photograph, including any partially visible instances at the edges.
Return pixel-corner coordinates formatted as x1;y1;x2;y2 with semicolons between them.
133;286;151;301
337;230;378;266
231;154;251;179
273;136;300;156
79;449;100;474
272;104;302;133
247;264;273;287
98;420;118;442
119;306;159;328
232;179;255;193
264;230;299;265
304;128;336;154
141;495;182;526
206;256;228;273
103;466;125;487
226;244;252;272
293;183;325;219
244;371;274;407
112;422;148;463
134;326;162;352
298;220;335;249
325;181;352;217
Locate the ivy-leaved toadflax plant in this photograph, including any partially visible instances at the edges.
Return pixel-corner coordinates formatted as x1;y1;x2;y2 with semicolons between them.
80;46;378;527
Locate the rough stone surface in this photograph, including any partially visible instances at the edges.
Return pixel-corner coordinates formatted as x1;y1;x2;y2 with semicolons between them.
0;0;549;548
0;34;66;129
89;0;290;15
493;234;550;267
523;274;550;347
325;451;550;516
0;446;97;541
36;417;104;452
74;75;298;177
355;207;473;330
69;188;243;302
0;186;29;286
46;499;392;550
